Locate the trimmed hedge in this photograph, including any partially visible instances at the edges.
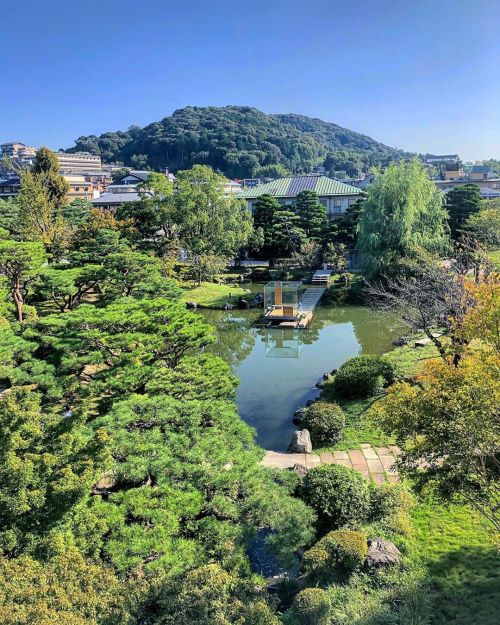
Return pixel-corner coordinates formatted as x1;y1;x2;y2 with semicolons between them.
301;464;370;528
333;355;395;399
291;588;331;625
302;529;368;582
302;402;345;446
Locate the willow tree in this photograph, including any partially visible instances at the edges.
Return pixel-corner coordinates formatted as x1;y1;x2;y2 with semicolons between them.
357;159;448;280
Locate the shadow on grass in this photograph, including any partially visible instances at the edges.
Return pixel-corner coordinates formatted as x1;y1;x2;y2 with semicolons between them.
425;544;500;625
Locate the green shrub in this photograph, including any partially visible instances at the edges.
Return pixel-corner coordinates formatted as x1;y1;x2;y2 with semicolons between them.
302;401;345;446
333;355;395;399
302;529;368;582
369;482;416;535
291;588;331;625
301;464;370;528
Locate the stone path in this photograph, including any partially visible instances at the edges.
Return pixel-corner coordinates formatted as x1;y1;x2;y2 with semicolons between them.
262;444;401;484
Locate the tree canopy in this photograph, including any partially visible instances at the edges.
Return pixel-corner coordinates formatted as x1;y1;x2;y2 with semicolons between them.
357;159;449;279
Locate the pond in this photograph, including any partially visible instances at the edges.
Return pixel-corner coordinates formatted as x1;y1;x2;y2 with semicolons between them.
200;305;402;451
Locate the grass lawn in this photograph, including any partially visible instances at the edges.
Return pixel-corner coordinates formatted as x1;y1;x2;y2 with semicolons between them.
180;282;250;308
413;498;499;625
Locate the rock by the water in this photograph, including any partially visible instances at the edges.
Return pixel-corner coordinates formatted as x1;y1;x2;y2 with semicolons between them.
288;429;312;454
366;538;401;568
315;380;325;389
323;372;332;381
292;463;308;479
186;301;197;309
293;408;306;426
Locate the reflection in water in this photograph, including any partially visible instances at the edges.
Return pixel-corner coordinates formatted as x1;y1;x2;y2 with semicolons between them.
265;329;303;359
200;305;402;450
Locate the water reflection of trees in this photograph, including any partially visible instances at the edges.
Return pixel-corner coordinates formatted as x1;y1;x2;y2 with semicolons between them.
207;313;257;368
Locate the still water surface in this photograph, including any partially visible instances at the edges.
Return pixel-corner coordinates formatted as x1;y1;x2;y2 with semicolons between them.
200;306;402;451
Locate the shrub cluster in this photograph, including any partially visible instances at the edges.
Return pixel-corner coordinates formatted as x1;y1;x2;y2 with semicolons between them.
302;401;345;446
302;529;368;582
333;355;395;399
369;482;416;535
301;464;370;528
291;588;331;625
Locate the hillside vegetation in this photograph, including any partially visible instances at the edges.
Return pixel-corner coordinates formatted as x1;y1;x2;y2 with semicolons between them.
66;105;409;177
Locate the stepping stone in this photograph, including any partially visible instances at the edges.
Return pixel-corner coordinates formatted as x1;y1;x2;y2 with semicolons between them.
305;454;321;469
360;443;372;449
348;449;368;468
376;447;392;456
333;451;349;460
366;458;384;475
335;458;354;469
379;454;396;470
372;473;385;485
262;452;305;469
362;447;379;460
387;473;400;483
319;452;335;464
389;445;401;456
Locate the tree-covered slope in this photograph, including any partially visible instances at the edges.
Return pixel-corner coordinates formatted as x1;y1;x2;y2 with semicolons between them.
66;106;410;177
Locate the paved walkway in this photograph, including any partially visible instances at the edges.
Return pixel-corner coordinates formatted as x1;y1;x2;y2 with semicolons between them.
263;444;401;484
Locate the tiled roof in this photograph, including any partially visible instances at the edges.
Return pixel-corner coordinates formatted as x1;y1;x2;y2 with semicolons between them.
240;175;362;198
470;165;490;174
92;192;146;205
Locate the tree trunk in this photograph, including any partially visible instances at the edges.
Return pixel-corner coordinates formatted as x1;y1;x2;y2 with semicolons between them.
12;275;24;322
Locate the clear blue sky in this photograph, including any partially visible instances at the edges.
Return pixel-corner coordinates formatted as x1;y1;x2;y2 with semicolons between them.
1;0;499;160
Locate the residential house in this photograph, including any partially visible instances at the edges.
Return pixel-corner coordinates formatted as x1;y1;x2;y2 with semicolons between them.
0;175;21;199
425;154;460;165
443;162;464;180
469;165;492;181
91;170;153;210
239;174;363;217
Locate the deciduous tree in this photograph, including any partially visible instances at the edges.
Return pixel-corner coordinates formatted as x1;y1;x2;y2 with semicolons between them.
358;159;448;280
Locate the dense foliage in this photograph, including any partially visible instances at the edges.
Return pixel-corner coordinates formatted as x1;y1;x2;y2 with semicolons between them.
301;464;370;529
302;401;345;446
67;106;409;177
358;159;449;279
333;355;395;399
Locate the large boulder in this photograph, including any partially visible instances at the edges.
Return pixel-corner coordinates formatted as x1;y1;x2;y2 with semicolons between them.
185;301;197;309
288;429;313;454
366;538;401;569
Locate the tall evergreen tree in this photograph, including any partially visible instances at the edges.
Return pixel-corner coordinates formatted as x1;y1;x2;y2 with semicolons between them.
32;147;69;208
271;206;307;259
295;190;327;240
251;194;280;259
445;183;482;239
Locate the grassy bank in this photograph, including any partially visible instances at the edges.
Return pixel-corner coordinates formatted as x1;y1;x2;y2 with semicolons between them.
180;282;250;308
413;498;499;625
317;340;439;451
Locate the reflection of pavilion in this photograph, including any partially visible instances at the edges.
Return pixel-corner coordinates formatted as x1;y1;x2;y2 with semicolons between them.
265;328;303;358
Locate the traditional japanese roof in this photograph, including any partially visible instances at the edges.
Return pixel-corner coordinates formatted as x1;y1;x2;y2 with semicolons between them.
239;175;362;199
92;192;147;205
470;165;490;174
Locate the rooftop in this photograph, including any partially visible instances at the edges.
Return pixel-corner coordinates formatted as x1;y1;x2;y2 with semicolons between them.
240;175;362;199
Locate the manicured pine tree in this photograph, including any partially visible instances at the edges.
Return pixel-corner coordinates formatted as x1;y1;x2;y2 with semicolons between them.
294;190;327;241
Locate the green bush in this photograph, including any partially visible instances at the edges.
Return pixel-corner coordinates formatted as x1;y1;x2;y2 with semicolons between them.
333;355;395;398
302;401;345;446
301;464;370;528
291;588;331;625
369;482;416;535
302;529;368;582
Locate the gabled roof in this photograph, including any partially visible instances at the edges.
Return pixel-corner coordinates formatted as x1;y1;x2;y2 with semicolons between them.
240;175;362;199
92;192;148;205
470;165;490;174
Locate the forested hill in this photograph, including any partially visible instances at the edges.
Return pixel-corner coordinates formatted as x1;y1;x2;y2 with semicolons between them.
66;106;411;178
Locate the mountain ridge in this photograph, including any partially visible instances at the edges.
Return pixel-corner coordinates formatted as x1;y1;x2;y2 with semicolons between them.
66;105;412;178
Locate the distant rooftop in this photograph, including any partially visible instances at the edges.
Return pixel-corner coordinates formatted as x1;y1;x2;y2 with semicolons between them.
470;165;490;174
240;175;362;199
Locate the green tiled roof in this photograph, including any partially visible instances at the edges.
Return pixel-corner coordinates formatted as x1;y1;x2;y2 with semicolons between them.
239;175;362;198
